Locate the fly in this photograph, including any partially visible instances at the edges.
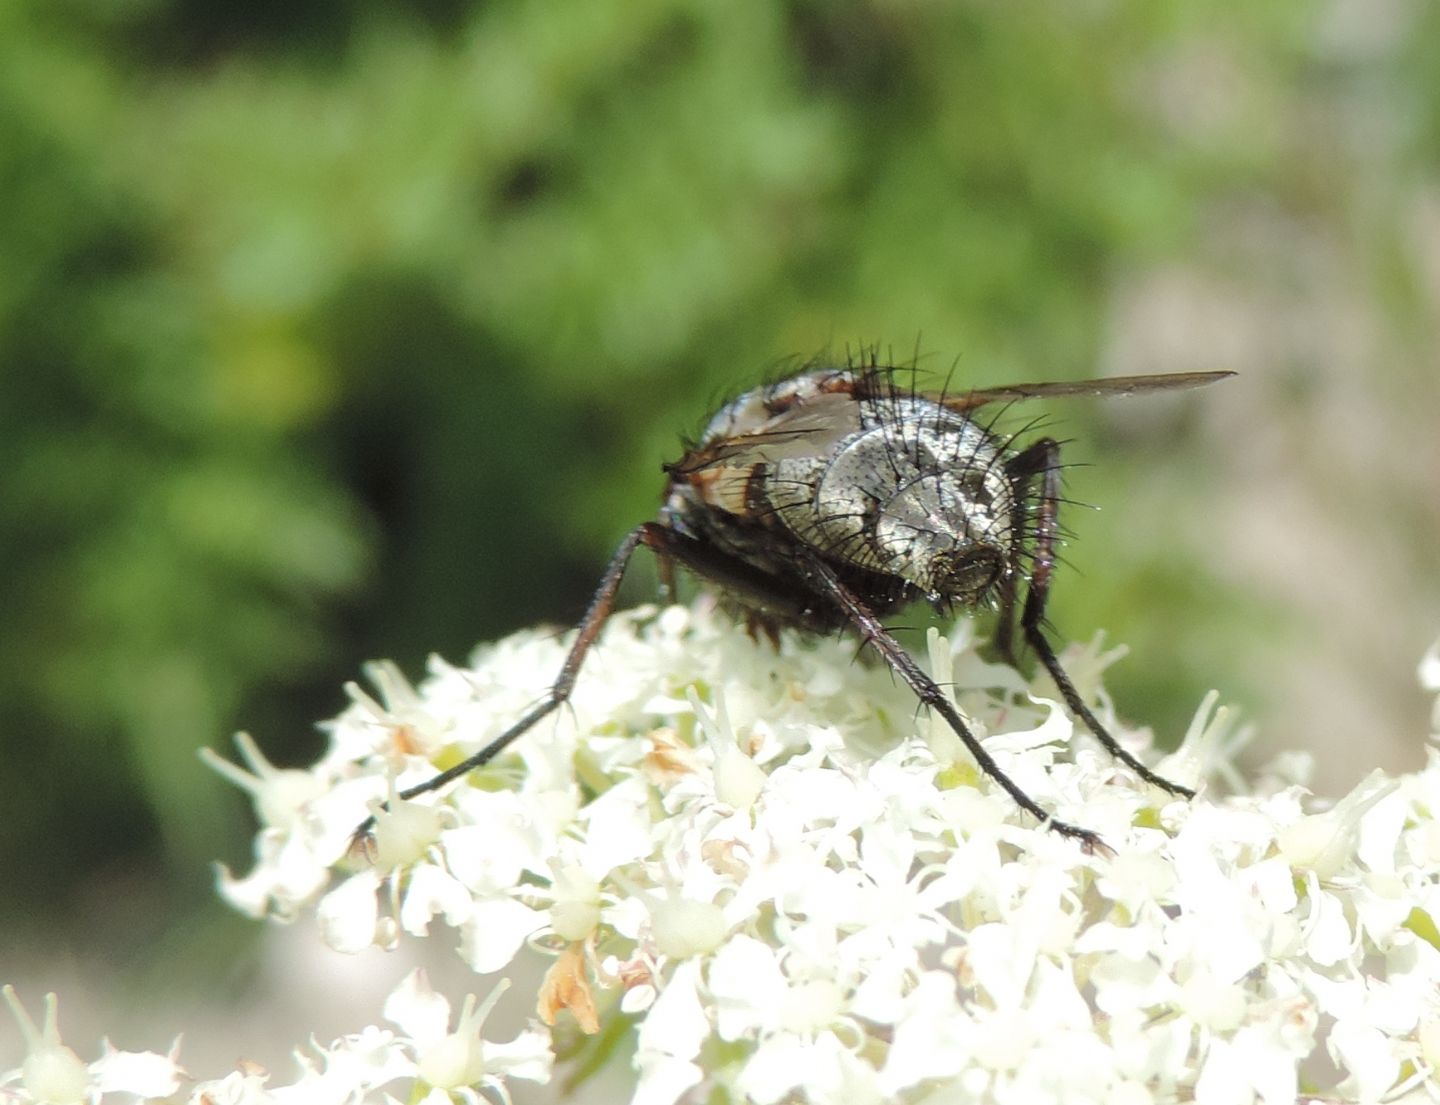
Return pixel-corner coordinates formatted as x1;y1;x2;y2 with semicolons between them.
361;360;1233;852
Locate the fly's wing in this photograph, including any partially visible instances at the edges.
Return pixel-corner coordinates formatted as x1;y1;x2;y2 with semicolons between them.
669;388;863;474
935;370;1235;413
666;387;865;517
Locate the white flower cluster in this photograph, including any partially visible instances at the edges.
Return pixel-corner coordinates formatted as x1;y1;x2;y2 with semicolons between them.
8;609;1440;1105
2;967;548;1105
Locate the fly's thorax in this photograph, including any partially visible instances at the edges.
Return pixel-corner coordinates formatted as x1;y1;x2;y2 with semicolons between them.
765;401;1016;599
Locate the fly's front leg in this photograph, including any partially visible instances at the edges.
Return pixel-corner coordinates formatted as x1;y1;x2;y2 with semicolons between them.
1006;438;1195;800
354;522;675;843
801;551;1108;853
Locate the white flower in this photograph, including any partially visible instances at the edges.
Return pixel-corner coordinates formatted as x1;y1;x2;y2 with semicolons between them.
1;986;184;1104
2;969;548;1105
382;970;552;1101
338;660;457;763
265;1024;411;1104
91;1040;186;1098
2;987;92;1104
202;730;382;921
201;732;327;832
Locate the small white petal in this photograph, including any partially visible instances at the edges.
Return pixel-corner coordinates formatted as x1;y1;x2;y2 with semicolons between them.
1194;1037;1250;1105
1329;1019;1400;1103
709;934;786;1039
399;864;472;936
440;819;530;892
714;744;768;810
649;897;728;959
316;869;382;953
458;897;547;974
631;1054;704;1105
214;828;332;920
90;1043;184;1096
637;960;709;1065
970;1009;1034;1073
965;924;1036;1010
483;1027;554;1083
1091;951;1173;1018
1177;974;1246;1032
369;795;443;871
549;865;602;942
737;1033;855;1105
383;969;451;1047
1301;877;1355;966
1419;1016;1440;1070
881;972;975;1092
578;776;658;875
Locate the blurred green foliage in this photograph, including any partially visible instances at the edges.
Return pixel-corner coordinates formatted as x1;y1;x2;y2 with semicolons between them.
2;0;1436;961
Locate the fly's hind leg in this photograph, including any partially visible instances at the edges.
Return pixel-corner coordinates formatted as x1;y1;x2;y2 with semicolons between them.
1005;438;1195;800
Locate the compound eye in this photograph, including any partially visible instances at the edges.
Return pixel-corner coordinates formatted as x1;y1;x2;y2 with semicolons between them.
936;548;1003;601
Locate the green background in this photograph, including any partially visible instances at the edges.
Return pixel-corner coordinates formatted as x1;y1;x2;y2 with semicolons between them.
3;0;1438;1078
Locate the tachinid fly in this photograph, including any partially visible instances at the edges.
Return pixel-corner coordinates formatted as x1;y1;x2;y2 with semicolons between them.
361;360;1233;852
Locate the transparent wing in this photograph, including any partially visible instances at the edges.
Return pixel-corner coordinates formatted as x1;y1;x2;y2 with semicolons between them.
669;389;862;474
934;370;1236;413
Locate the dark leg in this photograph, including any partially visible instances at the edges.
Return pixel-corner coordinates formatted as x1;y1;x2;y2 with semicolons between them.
356;519;849;848
801;551;1108;853
354;522;676;841
657;550;678;604
990;436;1033;666
992;538;1021;666
1006;439;1195;800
